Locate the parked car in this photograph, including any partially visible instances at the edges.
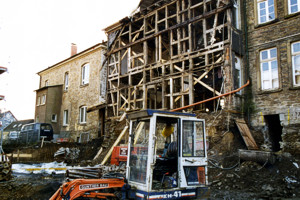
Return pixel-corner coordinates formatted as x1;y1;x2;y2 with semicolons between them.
8;131;20;140
20;123;54;142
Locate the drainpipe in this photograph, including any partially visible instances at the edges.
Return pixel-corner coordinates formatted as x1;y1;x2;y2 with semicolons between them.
171;80;250;112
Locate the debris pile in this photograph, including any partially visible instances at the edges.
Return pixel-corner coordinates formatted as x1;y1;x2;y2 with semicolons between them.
0;154;11;181
54;147;80;163
208;153;300;199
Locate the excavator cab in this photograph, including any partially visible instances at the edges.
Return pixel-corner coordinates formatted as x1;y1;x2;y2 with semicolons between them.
126;109;209;199
50;109;209;200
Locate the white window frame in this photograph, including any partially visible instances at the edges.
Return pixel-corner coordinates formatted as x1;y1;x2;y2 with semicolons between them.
51;114;57;122
64;72;69;91
63;110;69;126
260;48;279;90
233;0;241;29
45;80;49;87
41;94;46;105
257;0;275;24
288;0;300;14
81;63;90;85
79;106;87;124
291;41;300;86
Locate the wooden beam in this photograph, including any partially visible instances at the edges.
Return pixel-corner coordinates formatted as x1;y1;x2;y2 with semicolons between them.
101;126;128;165
193;77;221;96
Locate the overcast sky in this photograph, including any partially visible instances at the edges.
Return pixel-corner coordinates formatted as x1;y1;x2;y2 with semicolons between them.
0;0;140;120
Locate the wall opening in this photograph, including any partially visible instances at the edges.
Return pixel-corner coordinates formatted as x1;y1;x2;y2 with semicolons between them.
264;114;283;152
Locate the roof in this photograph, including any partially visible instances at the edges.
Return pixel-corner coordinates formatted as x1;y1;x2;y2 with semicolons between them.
0;111;17;121
4;119;34;132
0;66;7;75
35;84;63;92
127;109;196;120
37;42;107;75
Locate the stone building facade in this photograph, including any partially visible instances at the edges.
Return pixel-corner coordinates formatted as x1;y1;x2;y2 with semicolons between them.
35;43;107;142
246;0;300;153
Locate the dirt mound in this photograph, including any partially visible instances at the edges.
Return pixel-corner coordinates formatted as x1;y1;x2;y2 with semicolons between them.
0;174;64;200
208;153;300;199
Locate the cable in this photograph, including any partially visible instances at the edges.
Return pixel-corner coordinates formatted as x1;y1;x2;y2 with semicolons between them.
208;158;239;170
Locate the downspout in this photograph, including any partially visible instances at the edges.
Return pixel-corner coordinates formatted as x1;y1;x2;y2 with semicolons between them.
171;80;250;112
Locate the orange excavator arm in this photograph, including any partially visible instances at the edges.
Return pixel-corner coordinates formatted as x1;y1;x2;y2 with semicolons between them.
50;178;125;200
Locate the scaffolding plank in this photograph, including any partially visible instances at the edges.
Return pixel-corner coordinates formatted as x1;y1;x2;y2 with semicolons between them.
235;119;259;150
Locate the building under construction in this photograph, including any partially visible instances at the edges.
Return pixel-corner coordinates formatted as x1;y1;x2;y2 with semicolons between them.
104;0;244;118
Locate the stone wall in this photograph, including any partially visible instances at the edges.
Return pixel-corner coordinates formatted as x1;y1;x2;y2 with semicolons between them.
37;44;106;141
246;0;300;153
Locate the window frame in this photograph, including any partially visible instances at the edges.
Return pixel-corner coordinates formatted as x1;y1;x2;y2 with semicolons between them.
260;47;279;90
41;94;46;105
37;96;41;106
64;72;69;91
233;0;241;29
81;63;90;85
79;106;87;124
257;0;276;24
291;41;300;86
51;114;57;122
234;55;242;94
288;0;300;14
63;110;69;126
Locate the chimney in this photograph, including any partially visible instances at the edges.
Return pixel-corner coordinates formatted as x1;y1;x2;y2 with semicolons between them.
71;43;77;56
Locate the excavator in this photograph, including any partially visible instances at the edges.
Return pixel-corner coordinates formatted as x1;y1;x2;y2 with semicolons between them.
50;109;209;199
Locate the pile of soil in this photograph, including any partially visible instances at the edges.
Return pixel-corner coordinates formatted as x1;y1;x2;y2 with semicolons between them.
0;174;64;200
208;152;300;199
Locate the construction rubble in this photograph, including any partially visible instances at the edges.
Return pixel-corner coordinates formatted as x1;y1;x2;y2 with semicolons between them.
0;114;299;199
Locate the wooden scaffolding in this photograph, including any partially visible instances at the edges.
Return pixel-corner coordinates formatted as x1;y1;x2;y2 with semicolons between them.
105;0;242;118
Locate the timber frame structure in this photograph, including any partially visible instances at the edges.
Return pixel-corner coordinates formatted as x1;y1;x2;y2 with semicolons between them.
104;0;244;118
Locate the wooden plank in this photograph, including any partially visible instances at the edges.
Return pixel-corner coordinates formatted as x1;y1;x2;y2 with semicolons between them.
101;126;128;165
235;119;259;150
6;153;32;158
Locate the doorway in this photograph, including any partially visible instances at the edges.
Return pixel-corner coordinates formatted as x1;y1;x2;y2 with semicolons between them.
264;114;283;152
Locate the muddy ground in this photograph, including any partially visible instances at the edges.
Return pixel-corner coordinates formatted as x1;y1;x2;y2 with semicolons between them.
0;152;300;200
0;173;64;200
1;123;300;199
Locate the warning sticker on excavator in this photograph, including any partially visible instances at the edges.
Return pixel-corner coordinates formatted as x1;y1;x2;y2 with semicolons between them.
79;183;109;190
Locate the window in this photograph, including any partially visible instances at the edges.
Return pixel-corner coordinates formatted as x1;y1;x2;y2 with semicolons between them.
37;96;41;106
79;106;87;124
234;56;242;93
233;0;241;29
291;42;300;86
260;48;279;90
41;94;46;105
63;110;69;126
64;72;69;91
51;114;57;122
288;0;300;14
81;63;90;85
257;0;275;24
45;80;49;87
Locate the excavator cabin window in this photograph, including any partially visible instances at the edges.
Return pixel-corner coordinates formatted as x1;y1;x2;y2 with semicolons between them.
152;116;179;190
